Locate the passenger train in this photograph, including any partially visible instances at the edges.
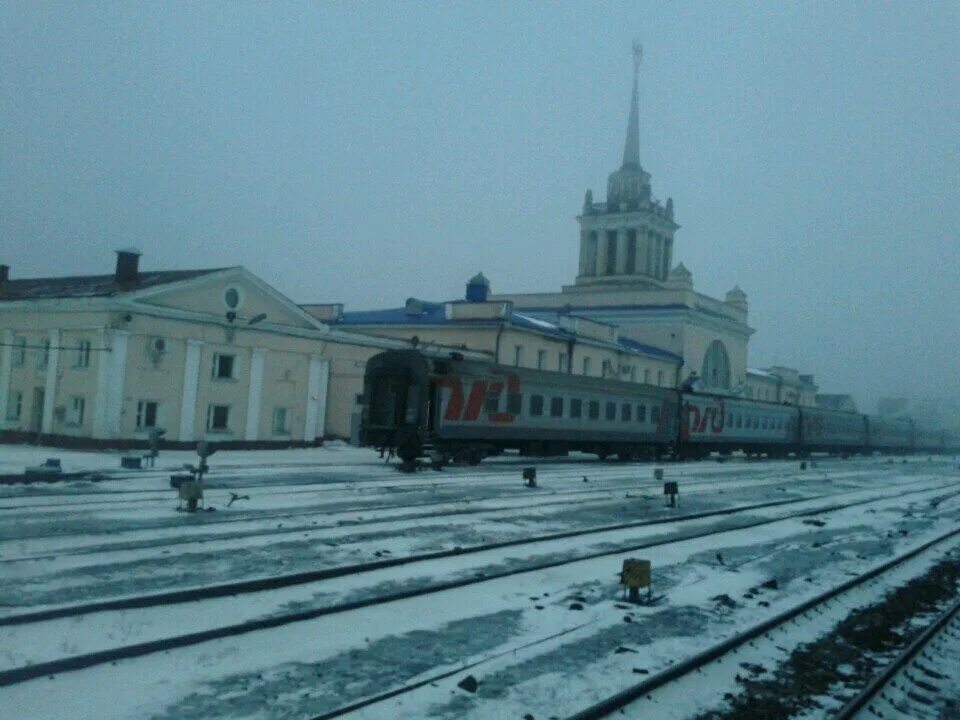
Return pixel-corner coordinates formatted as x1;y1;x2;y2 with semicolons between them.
360;350;957;466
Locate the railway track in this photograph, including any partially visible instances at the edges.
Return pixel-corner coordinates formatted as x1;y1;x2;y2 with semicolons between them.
835;596;960;720
2;480;955;691
565;527;960;720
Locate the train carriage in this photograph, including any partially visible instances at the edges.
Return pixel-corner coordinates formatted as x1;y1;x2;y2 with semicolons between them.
866;415;914;453
362;350;676;464
798;407;868;454
679;393;800;458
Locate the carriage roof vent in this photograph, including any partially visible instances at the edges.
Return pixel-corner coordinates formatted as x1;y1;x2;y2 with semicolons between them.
405;297;424;316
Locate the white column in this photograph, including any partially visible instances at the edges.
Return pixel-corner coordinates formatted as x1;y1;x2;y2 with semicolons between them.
244;348;267;441
179;340;204;441
304;356;330;442
615;228;629;274
0;329;12;427
41;329;60;434
105;331;129;437
92;329;130;439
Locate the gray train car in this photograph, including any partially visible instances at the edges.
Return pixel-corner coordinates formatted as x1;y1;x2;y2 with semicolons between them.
798;407;868;454
865;415;914;453
679;393;800;458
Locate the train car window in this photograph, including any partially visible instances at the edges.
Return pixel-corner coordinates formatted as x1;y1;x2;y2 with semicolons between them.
550;397;564;417
651;405;660;423
570;398;582;418
637;404;646;422
605;402;616;421
588;400;600;419
622;403;632;422
530;395;544;416
507;393;522;414
484;389;500;413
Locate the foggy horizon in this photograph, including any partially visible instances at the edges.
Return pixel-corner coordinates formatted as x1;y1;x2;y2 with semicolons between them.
3;2;958;413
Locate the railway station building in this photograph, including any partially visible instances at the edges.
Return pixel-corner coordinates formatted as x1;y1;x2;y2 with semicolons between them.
0;250;471;447
491;48;756;395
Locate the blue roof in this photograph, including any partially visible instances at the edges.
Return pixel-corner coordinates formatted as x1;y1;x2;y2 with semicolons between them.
616;336;683;363
337;300;682;364
338;301;451;326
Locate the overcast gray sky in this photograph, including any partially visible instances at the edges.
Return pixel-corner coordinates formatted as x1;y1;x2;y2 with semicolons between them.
2;1;958;411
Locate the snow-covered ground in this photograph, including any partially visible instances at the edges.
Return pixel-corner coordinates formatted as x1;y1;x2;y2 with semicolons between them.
1;446;957;720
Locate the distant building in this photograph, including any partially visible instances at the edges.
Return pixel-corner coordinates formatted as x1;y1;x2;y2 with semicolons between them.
491;47;754;391
307;271;683;388
0;250;452;447
816;394;859;413
746;367;818;406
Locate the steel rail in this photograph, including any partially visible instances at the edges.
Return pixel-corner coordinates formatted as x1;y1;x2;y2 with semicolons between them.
1;484;955;688
833;595;960;720
0;493;825;628
565;527;960;720
7;475;944;626
1;462;862;563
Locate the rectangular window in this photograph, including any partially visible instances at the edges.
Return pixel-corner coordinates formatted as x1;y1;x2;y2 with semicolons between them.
75;340;91;368
570;398;582;418
484;388;501;414
507;393;522;414
6;391;22;421
637;404;646;423
582;357;592;376
644;369;651;384
550;397;564;417
726;412;733;427
136;401;159;429
736;414;742;429
272;407;289;434
558;353;568;373
651;405;660;423
622;403;632;422
12;336;26;366
213;353;236;379
207;404;231;432
67;396;85;425
627;367;636;383
657;370;664;387
37;340;50;370
605;401;616;421
513;345;524;367
529;394;544;416
537;350;547;370
588;400;600;419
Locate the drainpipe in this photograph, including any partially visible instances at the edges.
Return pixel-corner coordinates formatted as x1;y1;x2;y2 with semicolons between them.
494;321;506;365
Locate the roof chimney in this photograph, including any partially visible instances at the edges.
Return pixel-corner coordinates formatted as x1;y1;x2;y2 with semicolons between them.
0;265;9;284
115;247;142;285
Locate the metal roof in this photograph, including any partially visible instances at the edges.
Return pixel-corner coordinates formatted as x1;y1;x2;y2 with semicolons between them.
338;301;683;364
0;269;230;302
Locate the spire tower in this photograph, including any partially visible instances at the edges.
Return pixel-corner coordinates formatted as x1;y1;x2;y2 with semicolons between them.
622;41;642;170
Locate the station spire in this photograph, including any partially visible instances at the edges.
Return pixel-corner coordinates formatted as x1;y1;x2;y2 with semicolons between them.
621;41;642;170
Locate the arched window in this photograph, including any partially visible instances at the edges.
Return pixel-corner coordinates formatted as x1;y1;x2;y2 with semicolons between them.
701;340;731;390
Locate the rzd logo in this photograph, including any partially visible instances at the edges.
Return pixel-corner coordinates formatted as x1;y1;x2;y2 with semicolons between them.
680;400;725;439
440;371;519;424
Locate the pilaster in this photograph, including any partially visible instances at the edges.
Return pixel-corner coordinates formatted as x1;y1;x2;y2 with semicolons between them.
41;329;60;434
244;348;267;441
179;339;204;441
0;330;12;426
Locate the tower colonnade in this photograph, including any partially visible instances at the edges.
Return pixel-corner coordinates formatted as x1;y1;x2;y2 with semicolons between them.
577;225;673;281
